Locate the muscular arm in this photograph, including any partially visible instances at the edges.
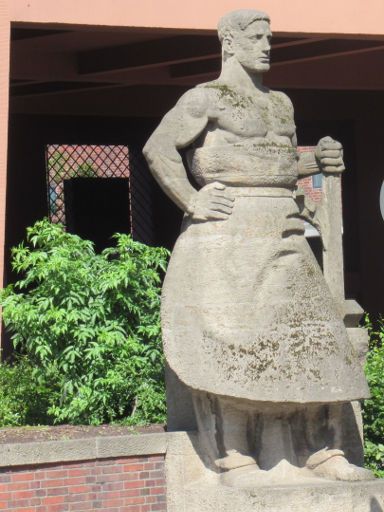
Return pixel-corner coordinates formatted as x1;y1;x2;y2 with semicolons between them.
143;88;209;214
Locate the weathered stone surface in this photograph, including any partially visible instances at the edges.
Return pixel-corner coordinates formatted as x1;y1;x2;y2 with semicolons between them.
0;433;167;467
167;432;384;512
144;7;372;498
182;480;384;512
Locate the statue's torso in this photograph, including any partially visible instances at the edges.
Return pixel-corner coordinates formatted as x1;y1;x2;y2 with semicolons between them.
187;84;298;188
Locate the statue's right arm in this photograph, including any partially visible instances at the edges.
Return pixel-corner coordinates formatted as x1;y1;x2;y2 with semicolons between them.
143;88;209;215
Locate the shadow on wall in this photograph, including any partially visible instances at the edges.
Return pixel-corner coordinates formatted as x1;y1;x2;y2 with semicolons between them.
371;497;384;512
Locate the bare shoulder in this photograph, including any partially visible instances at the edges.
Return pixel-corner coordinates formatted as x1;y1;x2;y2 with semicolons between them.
174;85;214;118
144;86;211;152
269;90;294;112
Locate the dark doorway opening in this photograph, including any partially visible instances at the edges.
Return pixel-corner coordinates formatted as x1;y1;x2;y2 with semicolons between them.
64;177;131;252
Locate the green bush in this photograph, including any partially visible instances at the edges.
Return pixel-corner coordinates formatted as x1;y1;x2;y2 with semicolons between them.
0;356;52;426
0;219;169;426
363;316;384;477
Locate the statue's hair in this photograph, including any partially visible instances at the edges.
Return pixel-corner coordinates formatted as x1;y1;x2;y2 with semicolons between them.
217;9;270;43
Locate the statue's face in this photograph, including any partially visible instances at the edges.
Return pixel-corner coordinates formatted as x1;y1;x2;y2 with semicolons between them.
230;20;272;73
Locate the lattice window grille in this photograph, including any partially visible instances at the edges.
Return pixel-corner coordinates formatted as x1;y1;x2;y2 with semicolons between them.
45;144;132;231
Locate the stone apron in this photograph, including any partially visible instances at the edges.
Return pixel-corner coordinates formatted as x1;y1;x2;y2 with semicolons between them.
161;185;369;403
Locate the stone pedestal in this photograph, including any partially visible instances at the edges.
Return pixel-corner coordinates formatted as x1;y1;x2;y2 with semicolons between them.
167;432;384;512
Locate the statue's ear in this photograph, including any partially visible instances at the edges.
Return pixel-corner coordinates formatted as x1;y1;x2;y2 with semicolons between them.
222;34;235;56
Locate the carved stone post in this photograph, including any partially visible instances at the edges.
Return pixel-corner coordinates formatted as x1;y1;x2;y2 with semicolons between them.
322;173;345;314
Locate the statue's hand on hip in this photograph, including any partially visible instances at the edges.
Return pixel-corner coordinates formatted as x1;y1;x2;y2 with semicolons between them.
315;136;345;174
188;182;235;222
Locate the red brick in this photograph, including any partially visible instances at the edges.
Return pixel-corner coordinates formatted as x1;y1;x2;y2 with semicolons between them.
150;505;166;511
124;480;143;490
44;470;68;479
124;496;146;505
68;501;94;511
122;464;144;472
150;487;165;495
67;469;91;477
41;478;66;488
47;486;69;496
148;471;163;479
9;508;36;512
101;465;123;474
64;493;94;504
100;481;123;492
13;489;36;499
41;495;66;505
11;472;35;482
68;485;94;494
120;472;140;482
48;505;69;512
7;482;31;491
30;497;43;506
120;489;141;498
6;498;31;508
96;473;123;483
101;498;124;507
65;477;88;486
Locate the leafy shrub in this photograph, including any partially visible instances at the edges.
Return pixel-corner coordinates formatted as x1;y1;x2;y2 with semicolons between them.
0;356;52;426
0;219;169;426
363;316;384;477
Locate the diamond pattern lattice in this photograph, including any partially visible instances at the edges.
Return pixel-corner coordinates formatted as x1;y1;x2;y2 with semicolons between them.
46;144;131;226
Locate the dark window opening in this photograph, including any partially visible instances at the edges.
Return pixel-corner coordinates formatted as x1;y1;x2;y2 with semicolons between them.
64;177;131;252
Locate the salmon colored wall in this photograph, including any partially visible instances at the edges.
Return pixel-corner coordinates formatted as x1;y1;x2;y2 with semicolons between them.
0;0;10;291
9;0;384;37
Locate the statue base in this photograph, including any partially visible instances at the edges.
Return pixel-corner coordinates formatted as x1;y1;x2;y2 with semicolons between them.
167;432;384;512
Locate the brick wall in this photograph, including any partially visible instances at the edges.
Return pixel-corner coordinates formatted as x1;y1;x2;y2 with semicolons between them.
0;455;166;512
297;146;323;205
297;175;323;204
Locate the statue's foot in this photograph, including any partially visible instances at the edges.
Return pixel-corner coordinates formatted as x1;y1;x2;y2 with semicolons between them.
306;448;375;481
215;449;257;471
221;459;316;488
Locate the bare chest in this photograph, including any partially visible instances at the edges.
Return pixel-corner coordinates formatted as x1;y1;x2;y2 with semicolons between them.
211;92;295;139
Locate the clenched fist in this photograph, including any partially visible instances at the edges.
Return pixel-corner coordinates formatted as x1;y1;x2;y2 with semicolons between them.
315;136;345;174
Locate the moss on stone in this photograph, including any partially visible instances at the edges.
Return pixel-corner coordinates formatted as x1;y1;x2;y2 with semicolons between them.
204;83;254;109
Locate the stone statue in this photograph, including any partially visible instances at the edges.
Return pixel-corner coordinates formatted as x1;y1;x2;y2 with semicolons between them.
143;9;373;486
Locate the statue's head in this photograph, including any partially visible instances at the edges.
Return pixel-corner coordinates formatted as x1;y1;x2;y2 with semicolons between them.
217;9;271;73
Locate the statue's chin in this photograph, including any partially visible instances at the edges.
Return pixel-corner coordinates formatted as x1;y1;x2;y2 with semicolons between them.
245;63;270;74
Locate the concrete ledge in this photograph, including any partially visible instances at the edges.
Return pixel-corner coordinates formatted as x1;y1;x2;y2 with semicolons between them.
0;432;167;468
